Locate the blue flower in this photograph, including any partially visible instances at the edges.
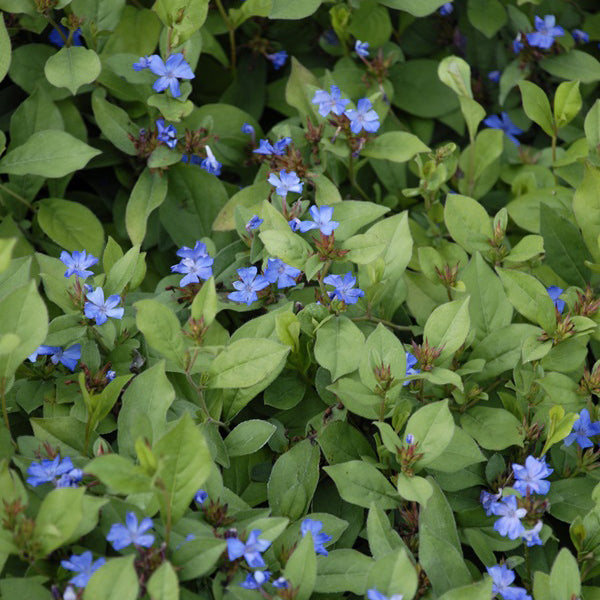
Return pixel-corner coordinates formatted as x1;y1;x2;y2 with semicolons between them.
268;170;303;197
521;521;543;547
254;137;291;156
355;40;370;57
28;344;80;372
228;267;270;306
133;56;152;71
273;577;289;588
483;112;523;146
106;370;116;382
439;2;453;15
170;241;214;287
60;249;99;279
367;589;403;600
226;529;271;568
27;455;77;487
267;51;288;70
195;489;208;504
61;552;106;588
301;519;332;556
273;137;292;155
526;15;564;50
264;258;301;289
405;433;415;445
84;287;124;326
63;585;77;600
299;205;339;236
512;456;553;496
546;286;565;313
156;119;178;149
490;495;527;539
564;408;600;449
148;53;195;97
200;146;222;176
106;512;155;550
513;33;524;53
246;215;264;232
49;25;83;48
572;29;589;43
312;85;351;118
242;123;255;136
404;352;420;385
57;467;83;488
324;272;365;305
345;98;381;134
487;567;533;600
488;70;501;83
181;154;202;165
241;570;271;589
480;489;502;516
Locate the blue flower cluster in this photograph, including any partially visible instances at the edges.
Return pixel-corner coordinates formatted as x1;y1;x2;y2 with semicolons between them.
170;241;214;287
27;455;83;488
133;53;195;97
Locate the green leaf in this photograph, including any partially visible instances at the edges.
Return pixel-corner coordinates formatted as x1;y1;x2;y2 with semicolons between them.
467;0;506;37
117;361;175;458
444;194;492;253
461;407;524;450
0;14;11;84
85;454;154;494
406;400;455;468
84;556;139;600
270;0;321;19
423;298;470;361
104;245;141;295
152;0;209;45
584;100;600;152
540;204;592;287
44;46;101;95
259;230;312;270
359;323;406;390
367;504;408;559
396;473;434;504
378;0;449;16
0;579;51;600
518;81;555;137
314;316;365;381
549;548;581;600
425;426;485;473
284;532;317;600
135;299;188;367
437;578;493;600
362;131;430;163
553;81;582;129
153;413;212;523
324;460;400;509
146;561;179;600
318;421;377;465
285;57;319;116
314;549;374;594
268;439;320;520
224;420;276;457
540;50;600;84
366;548;418;600
35;487;84;555
438;55;473;97
573;164;600;262
330;201;389;241
171;537;227;581
190;277;217;326
208;338;289;388
0;130;100;177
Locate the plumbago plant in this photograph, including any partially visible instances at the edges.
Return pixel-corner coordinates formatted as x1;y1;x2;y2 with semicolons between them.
3;0;600;599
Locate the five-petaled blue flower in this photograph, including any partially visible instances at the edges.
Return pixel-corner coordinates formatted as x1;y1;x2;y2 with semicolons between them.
148;53;195;97
312;85;351;118
404;351;420;385
156;119;178;149
324;272;365;305
241;570;271;589
60;249;99;279
264;258;301;289
61;552;106;588
490;495;526;539
107;512;155;550
488;70;501;83
296;205;339;235
512;456;553;496
170;241;214;287
246;215;264;232
200;146;222;176
546;286;565;313
49;25;83;48
228;267;270;306
268;170;303;197
354;40;370;58
526;15;564;50
226;529;271;568
483;112;523;146
27;455;79;487
487;564;532;600
28;344;81;372
521;521;543;547
195;489;208;504
267;51;288;70
572;29;589;43
84;287;124;326
345;98;381;134
367;589;404;600
439;2;453;16
301;519;332;556
564;408;600;449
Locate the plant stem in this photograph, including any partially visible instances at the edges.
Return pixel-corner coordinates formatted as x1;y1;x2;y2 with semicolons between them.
214;0;237;72
0;183;34;211
0;378;16;448
347;154;370;201
351;315;414;332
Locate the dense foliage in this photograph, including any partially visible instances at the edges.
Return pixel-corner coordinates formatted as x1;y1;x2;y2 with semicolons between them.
1;0;600;599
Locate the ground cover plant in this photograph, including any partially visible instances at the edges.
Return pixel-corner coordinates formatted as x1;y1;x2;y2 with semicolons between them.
1;0;600;598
